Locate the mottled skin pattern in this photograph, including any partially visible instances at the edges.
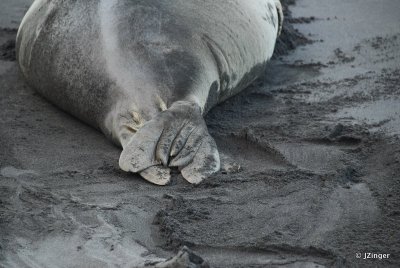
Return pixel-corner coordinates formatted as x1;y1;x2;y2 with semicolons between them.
16;0;282;185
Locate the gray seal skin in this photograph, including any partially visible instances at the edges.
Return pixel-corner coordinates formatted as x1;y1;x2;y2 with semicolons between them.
16;0;283;185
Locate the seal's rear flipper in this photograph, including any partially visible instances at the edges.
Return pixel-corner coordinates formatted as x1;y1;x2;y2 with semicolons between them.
140;166;171;186
169;130;219;184
118;101;220;185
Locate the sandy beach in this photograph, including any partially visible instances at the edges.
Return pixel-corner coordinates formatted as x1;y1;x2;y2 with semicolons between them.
1;0;400;267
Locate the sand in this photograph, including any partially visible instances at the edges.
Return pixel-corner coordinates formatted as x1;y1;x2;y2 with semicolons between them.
1;0;400;267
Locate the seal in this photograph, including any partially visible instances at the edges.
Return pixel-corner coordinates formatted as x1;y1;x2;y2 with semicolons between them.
16;0;283;185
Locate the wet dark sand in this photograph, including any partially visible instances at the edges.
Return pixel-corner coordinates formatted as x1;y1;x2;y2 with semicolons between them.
1;0;400;267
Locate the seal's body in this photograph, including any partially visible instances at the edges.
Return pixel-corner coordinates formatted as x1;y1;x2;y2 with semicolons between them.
17;0;283;185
